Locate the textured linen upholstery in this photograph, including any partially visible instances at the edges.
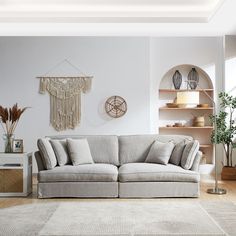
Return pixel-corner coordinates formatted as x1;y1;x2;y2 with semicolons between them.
191;151;202;172
38;182;118;198
145;141;175;165
38;164;118;182
67;138;94;165
37;138;57;170
48;135;119;166
119;135;193;165
181;140;200;170
119;182;199;198
36;134;201;198
34;151;46;171
50;139;71;166
169;140;186;165
119;163;200;183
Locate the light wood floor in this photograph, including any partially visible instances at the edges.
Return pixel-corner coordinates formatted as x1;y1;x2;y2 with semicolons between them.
0;175;236;209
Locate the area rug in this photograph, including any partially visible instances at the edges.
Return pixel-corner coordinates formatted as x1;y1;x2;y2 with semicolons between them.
1;200;236;236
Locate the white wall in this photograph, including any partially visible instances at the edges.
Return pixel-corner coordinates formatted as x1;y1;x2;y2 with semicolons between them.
0;37;150;172
225;35;236;93
0;36;224;173
225;35;236;166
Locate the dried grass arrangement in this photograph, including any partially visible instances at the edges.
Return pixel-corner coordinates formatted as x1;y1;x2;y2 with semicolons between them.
0;104;28;136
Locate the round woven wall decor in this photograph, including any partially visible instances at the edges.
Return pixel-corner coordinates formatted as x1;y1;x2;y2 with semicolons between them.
105;96;127;118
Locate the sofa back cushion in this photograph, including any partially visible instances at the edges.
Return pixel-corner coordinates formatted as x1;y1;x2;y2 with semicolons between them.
48;135;119;166
145;140;175;165
119;135;193;165
181;140;200;170
50;139;71;166
169;140;187;166
37;138;57;170
67;138;94;165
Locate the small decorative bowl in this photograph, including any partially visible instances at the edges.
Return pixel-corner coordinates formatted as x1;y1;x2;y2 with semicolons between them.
197;104;209;108
173;122;184;127
166;103;178;108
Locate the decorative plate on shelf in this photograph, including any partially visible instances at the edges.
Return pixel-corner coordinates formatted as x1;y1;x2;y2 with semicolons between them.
105;96;127;118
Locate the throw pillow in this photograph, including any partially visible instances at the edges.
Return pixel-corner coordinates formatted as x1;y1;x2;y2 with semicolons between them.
181;140;199;170
145;140;175;165
37;138;57;170
50;139;71;166
169;140;187;166
67;138;94;165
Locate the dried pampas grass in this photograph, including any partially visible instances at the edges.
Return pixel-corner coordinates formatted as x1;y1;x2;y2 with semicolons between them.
0;103;29;135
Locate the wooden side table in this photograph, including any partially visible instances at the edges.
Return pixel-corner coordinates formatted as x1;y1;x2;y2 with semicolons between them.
0;152;32;197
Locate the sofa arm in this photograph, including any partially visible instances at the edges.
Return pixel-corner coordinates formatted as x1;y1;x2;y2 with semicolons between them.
191;151;202;172
34;151;46;172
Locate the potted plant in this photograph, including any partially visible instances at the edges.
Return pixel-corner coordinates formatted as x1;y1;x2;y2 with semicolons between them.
0;104;28;153
210;92;236;180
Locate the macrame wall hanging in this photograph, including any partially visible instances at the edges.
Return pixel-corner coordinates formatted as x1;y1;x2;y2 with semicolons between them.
37;59;93;131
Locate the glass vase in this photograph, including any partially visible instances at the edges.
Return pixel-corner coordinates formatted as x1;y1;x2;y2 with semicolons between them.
3;134;14;153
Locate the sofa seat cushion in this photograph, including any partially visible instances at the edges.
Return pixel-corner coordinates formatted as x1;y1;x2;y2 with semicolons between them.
119;163;200;183
38;164;118;183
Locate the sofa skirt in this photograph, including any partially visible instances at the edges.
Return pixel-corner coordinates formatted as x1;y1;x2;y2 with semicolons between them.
38;182;118;198
38;182;199;198
119;182;199;198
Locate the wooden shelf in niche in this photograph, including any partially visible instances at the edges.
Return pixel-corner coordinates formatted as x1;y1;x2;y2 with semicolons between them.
159;126;213;130
159;107;213;110
159;89;214;93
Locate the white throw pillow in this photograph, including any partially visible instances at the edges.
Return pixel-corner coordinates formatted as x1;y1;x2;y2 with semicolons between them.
145;140;175;165
67;138;94;165
181;140;199;170
50;139;71;166
37;138;57;170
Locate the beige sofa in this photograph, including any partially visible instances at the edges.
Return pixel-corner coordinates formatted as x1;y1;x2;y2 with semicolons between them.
35;134;201;198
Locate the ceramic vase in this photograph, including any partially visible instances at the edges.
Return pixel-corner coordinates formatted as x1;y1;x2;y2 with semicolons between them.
187;68;199;89
172;70;182;90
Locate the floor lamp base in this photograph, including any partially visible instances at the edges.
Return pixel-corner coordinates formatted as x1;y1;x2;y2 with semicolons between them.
207;188;227;195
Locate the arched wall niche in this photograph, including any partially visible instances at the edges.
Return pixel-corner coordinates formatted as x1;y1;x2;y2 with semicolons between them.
159;64;213;90
158;64;214;174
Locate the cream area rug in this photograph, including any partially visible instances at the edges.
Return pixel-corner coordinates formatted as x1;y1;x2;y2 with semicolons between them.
1;201;236;236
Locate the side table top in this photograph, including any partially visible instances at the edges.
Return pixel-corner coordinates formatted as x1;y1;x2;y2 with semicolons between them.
0;152;32;157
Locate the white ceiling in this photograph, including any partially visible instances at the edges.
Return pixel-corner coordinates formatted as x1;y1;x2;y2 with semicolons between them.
0;0;235;36
0;0;226;23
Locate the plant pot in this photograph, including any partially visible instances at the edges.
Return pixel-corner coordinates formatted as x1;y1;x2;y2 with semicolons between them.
221;166;236;180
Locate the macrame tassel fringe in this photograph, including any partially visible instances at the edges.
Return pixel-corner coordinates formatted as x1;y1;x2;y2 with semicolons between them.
83;77;93;93
39;78;47;94
39;76;91;131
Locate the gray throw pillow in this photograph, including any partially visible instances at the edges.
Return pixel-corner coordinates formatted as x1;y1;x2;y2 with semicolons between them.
37;138;57;170
50;139;71;166
145;140;175;165
181;140;199;170
169;140;187;166
67;138;94;165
